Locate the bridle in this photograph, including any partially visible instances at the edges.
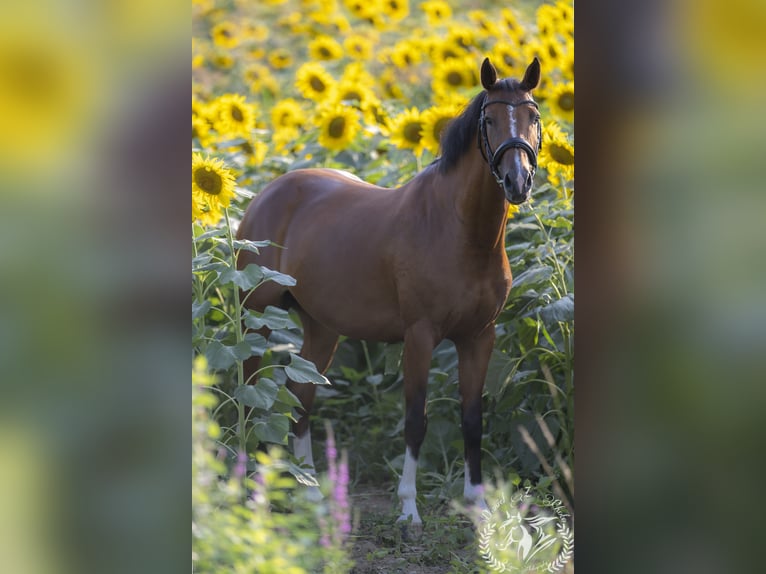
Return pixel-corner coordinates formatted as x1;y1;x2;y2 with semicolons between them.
478;95;542;186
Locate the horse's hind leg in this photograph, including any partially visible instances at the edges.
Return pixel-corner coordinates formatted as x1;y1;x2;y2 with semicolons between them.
290;310;339;490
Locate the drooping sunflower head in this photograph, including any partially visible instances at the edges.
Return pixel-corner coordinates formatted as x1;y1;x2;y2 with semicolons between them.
317;104;361;152
420;104;460;156
549;81;574;124
295;62;336;102
389;107;424;155
192;154;237;225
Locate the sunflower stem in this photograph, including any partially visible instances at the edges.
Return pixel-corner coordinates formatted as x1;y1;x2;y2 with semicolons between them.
224;208;247;457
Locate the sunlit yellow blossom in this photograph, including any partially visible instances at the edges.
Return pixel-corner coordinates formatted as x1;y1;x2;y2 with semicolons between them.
344;0;377;21
499;8;523;38
378;69;404;100
420;103;460;156
192;115;213;148
548;81;574;123
211;22;239;49
428;37;468;62
389;107;424;154
271;99;306;131
343;34;373;60
295;62;336;101
241;21;269;42
317;104;361;151
390;40;422;68
446;25;477;52
538;122;574;186
308;35;344;61
211;53;234;70
432;57;476;96
192;154;237;225
340;62;376;89
212;94;257;138
468;10;501;39
268;49;293;69
335;79;376;110
560;49;574;81
381;0;409;21
491;42;524;77
420;1;452;26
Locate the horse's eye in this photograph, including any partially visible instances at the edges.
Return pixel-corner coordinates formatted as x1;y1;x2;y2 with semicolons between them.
485;117;494;126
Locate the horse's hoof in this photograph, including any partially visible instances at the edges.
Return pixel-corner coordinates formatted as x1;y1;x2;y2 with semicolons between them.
396;516;423;540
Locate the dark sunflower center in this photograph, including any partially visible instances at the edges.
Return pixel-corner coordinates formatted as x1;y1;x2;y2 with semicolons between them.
404;121;422;143
343;90;361;103
195;167;222;195
310;76;326;92
328;116;346;138
549;143;574;165
319;46;332;58
558;92;574;111
446;71;463;86
231;106;244;122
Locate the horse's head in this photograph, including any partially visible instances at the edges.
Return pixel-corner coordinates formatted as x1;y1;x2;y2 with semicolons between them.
479;57;542;204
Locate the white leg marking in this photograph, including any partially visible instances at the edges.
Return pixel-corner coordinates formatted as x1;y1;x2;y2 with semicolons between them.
294;429;322;502
464;465;488;512
397;447;422;524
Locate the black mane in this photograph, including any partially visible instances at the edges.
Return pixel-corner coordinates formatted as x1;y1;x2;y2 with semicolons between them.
437;78;521;174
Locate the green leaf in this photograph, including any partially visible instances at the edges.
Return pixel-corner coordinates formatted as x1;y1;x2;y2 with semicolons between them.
261;266;297;287
192;300;211;320
234;378;279;410
218;264;264;290
244;332;268;356
244;306;297;330
275;385;304;409
205;341;251;370
232;239;274;254
194;228;227;241
284;354;330;385
253;413;290;444
538;294;574;324
384;342;403;375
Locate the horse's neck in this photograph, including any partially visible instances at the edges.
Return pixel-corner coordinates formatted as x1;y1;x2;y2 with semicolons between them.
445;153;508;251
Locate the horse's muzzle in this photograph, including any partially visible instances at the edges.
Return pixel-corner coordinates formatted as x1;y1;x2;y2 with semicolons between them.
503;170;533;204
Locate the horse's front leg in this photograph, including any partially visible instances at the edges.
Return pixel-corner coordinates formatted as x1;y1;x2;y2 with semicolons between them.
455;324;496;511
397;321;436;526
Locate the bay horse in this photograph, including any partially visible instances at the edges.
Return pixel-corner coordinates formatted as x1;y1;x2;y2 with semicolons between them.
237;57;542;525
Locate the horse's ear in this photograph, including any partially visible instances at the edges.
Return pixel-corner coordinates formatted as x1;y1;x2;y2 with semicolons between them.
519;57;541;91
481;58;497;90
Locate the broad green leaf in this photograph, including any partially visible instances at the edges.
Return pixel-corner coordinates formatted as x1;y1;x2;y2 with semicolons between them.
244;306;297;330
244;332;268;356
275;385;304;409
253;413;290;444
261;266;297;287
192;300;211;320
234;378;279;410
205;341;251;370
218;264;264;290
384;342;403;375
538;293;574;324
232;239;274;254
194;228;227;241
284;354;330;385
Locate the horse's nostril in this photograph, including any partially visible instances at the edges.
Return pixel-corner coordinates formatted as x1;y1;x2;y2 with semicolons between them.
525;172;533;188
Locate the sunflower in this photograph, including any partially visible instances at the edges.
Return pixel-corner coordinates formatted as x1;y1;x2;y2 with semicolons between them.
420;1;452;26
499;8;523;38
381;0;409;22
468;10;501;39
390;40;422;68
538;122;574;186
432;57;476;96
491;42;524;77
211;54;234;70
241;20;269;42
389;107;424;154
317;104;361;151
344;0;377;21
295;62;336;101
268;49;293;70
420;103;460;156
192;115;213;149
192;154;237;225
211;22;239;49
271;98;306;131
308;35;344;61
548;81;574;123
343;34;373;60
211;94;257;138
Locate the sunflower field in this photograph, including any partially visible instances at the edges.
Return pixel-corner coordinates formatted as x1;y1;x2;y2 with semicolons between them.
193;0;573;571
